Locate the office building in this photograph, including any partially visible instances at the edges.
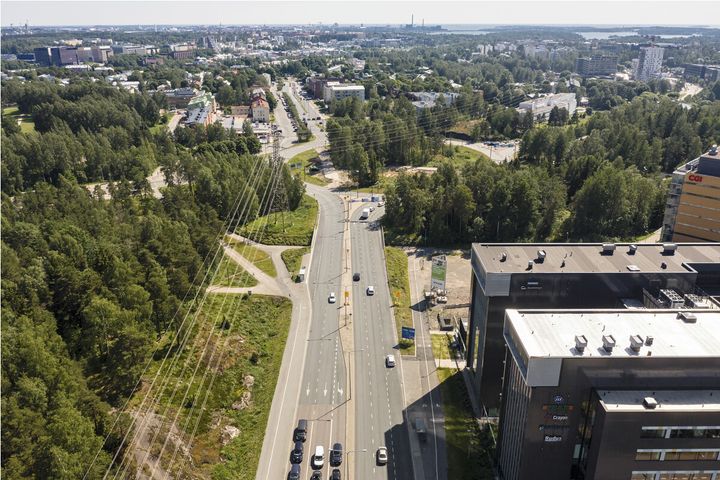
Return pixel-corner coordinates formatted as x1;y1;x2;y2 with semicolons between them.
164;87;199;108
33;47;52;66
575;55;619;77
323;84;365;103
683;64;720;83
661;146;720;243
111;45;148;56
467;242;720;415
517;93;577;120
498;308;720;480
634;46;664;82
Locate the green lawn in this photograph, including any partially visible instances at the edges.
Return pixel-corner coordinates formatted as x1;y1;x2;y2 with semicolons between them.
132;294;292;479
431;333;452;360
226;237;277;278
288;149;329;186
281;247;310;282
351;175;395;194
238;194;318;246
214;255;258;288
384;247;415;355
429;145;490;167
437;368;495;480
3;106;36;133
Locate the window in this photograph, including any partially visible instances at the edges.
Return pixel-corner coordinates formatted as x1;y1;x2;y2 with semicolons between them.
664;450;719;461
642;428;667;439
632;473;720;480
631;474;655;480
637;451;662;461
669;428;720;439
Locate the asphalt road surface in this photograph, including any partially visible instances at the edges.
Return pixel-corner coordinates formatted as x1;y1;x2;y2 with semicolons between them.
351;205;413;480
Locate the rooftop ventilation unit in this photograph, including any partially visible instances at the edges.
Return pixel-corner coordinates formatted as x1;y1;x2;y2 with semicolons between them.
537;250;546;262
629;244;638;255
574;335;588;354
500;252;507;262
678;311;698;324
659;289;684;308
527;260;533;270
602;334;616;353
601;243;616;255
684;294;710;309
645;335;654;346
643;396;658;409
629;335;644;353
662;243;677;255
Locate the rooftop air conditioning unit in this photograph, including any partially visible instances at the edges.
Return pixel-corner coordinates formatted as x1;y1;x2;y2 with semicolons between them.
602;334;616;353
574;335;588;354
601;243;616;254
628;244;638;255
678;311;697;324
643;397;658;409
537;250;546;262
662;243;677;255
629;335;644;353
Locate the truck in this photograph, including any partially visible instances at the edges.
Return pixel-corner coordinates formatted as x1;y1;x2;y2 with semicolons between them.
360;208;370;220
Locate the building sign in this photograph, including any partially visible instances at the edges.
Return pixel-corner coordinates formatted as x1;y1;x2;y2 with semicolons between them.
688;173;703;183
401;326;416;340
544;435;563;443
431;256;447;291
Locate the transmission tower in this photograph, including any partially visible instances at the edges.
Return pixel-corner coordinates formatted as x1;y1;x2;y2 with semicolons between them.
269;130;288;230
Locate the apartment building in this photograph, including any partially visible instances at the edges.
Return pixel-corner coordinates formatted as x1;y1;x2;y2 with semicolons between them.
322;83;365;103
498;308;720;480
467;242;720;416
662;146;720;243
634;46;664;82
251;97;270;122
517;93;577;120
575;55;619;77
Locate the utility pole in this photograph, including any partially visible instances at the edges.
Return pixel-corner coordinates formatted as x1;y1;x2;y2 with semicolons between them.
269;130;288;230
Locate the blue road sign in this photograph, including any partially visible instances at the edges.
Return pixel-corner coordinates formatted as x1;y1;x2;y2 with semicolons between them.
401;326;416;340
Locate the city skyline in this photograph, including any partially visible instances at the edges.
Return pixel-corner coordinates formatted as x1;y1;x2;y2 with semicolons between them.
3;0;720;27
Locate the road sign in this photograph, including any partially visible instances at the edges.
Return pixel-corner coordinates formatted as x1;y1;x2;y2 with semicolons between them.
401;326;416;340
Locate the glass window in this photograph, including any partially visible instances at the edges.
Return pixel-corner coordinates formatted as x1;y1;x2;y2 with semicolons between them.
642;428;667;439
659;474;691;480
636;451;662;461
631;473;654;480
696;451;718;461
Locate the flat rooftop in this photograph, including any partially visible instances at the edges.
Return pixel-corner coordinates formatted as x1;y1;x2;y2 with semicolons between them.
473;243;720;274
506;309;720;359
599;390;720;412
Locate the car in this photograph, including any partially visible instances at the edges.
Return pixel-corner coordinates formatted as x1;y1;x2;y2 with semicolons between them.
310;471;322;480
294;419;307;442
291;441;304;463
330;443;343;466
385;354;396;368
312;445;325;469
288;464;301;480
369;206;376;212
366;286;375;296
353;272;360;281
328;292;336;303
331;469;341;480
377;201;385;207
376;447;388;465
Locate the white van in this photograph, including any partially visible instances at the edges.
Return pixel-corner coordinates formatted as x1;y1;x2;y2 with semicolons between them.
298;266;306;282
312;445;325;469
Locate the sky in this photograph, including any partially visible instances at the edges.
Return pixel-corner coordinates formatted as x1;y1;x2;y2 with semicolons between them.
2;0;720;28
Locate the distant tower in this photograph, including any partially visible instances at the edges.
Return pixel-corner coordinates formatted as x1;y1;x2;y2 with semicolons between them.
412;14;414;27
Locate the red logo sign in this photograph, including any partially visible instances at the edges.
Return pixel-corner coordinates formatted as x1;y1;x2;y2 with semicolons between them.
688;174;703;183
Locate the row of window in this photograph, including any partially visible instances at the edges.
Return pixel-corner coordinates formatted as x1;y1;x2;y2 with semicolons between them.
642;427;720;440
632;471;720;480
636;450;720;462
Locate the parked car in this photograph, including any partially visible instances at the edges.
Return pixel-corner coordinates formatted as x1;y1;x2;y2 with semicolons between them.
294;419;307;442
330;443;343;466
385;354;396;368
310;471;322;480
288;464;301;480
376;447;388;465
312;445;325;469
291;441;304;463
353;272;360;281
331;469;341;480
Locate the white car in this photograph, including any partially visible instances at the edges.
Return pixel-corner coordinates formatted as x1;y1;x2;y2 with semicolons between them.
366;286;375;296
385;354;396;368
328;292;336;303
377;201;385;207
376;446;388;465
313;445;325;469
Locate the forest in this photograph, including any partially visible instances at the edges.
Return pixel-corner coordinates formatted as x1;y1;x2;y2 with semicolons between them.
1;79;303;478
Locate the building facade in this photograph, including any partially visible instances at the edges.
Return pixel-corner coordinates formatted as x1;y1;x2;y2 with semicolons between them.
323;84;365;103
517;93;577;120
575;55;619;77
661;146;720;243
635;46;664;82
467;242;720;416
498;309;720;480
251;97;270;123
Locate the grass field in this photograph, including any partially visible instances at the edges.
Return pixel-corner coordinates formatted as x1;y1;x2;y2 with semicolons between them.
384;246;415;355
288;149;329;186
3;106;36;133
133;294;292;479
429;145;490;167
431;333;452;360
281;247;310;282
214;255;258;288
437;368;495;480
226;237;277;278
238;194;318;246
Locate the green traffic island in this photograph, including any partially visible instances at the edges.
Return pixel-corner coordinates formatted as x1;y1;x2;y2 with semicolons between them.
288;149;330;186
384;246;415;355
238;194;318;246
281;246;310;282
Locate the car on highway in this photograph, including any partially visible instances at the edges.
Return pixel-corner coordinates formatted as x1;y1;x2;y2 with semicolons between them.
328;292;336;303
310;471;322;480
385;354;396;368
288;464;301;480
331;469;341;480
291;441;304;463
312;445;325;469
366;286;375;296
376;446;388;465
353;272;360;281
294;419;307;442
330;443;343;466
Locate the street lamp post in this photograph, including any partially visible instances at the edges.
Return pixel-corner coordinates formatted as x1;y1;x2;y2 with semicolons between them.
346;449;367;480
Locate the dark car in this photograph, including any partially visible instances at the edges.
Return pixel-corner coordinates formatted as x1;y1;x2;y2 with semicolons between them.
291;441;304;464
330;443;343;466
310;472;322;480
353;272;360;281
294;419;308;442
331;469;341;480
288;464;301;480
